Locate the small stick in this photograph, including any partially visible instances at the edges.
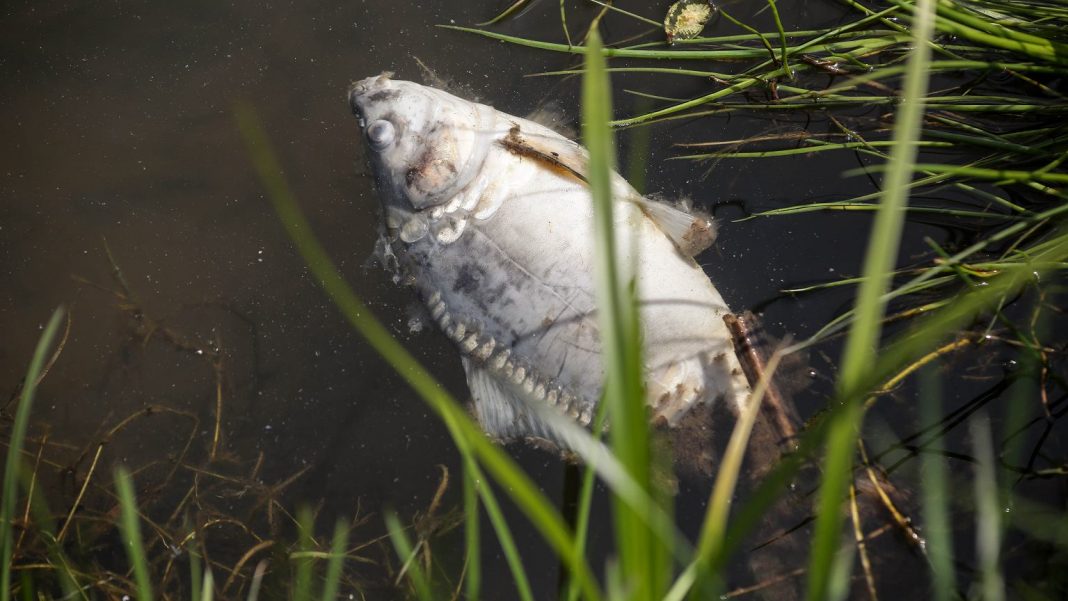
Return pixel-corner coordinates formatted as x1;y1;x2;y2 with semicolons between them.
103;237;139;309
210;357;225;462
15;433;48;553
724;312;800;447
870;337;971;398
3;310;70;413
850;482;880;601
724;567;806;598
57;445;104;543
221;539;275;595
34;310;72;390
857;441;927;552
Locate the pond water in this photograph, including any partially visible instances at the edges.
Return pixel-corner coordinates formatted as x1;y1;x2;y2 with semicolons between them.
3;1;1065;599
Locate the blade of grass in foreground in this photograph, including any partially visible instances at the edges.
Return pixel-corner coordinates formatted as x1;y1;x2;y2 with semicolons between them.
385;511;432;601
234;106;603;601
462;464;480;601
584;27;669;599
293;508;314;601
919;367;955;601
807;0;936;597
464;457;535;601
0;308;64;601
320;519;348;601
189;536;203;601
114;467;153;601
565;405;607;601
201;569;215;601
970;415;1006;601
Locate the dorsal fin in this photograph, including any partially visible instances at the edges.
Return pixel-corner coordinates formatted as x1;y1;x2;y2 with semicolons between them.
498;123;716;257
524;100;578;139
412;56;482;103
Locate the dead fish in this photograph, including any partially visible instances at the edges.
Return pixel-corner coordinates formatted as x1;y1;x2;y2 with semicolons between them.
348;73;751;461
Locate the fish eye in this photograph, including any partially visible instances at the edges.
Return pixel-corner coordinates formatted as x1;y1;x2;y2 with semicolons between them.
366;119;395;150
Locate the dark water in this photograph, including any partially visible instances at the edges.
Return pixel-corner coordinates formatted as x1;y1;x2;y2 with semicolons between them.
3;1;1065;599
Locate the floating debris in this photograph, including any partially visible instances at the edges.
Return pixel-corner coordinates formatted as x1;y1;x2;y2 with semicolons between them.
664;0;716;43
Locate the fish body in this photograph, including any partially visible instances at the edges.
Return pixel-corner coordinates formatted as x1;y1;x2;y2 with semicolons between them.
348;74;750;452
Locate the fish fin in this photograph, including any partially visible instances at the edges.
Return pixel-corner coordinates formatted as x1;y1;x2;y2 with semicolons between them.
499;124;591;184
461;358;554;443
411;56;481;103
524;100;577;140
633;196;717;256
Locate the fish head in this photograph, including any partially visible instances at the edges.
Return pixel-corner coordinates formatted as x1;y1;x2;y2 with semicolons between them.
349;74;493;213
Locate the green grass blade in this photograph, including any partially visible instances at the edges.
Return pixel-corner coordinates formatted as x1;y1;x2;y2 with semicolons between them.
806;0;937;595
903;164;1068;184
749;202;1016;221
0;308;63;601
508;396;691;558
189;537;203;601
293;507;314;601
587;0;661;27
320;519;348;601
385;511;432;601
565;405;606;601
919;367;955;601
718;9;778;63
466;457;535;601
924;0;1068;62
477;0;531;27
234;105;603;601
559;0;572;47
970;414;1006;601
114;467;154;601
584;26;668;599
675;139;953;159
462;463;480;601
439;25;891;61
827;541;856;601
765;0;792;75
201;569;214;601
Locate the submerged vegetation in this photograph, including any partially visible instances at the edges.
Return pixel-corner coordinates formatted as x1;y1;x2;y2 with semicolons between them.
0;303;391;599
3;0;1067;599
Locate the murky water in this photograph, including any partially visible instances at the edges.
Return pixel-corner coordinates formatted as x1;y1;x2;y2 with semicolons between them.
3;1;1065;599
